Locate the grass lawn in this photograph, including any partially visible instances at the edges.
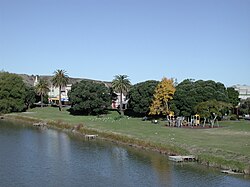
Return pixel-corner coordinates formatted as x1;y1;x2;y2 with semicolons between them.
7;107;250;170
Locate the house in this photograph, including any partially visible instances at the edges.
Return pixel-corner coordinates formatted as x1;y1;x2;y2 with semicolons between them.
232;84;250;100
19;74;128;109
21;74;127;108
111;92;129;110
32;75;70;105
48;83;72;105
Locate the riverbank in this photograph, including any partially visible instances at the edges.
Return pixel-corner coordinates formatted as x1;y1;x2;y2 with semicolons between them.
3;107;250;174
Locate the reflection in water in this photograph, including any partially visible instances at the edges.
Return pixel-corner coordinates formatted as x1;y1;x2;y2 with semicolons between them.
123;147;172;186
0;120;249;187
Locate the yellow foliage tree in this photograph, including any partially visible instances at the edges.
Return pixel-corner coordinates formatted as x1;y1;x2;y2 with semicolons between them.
149;77;176;116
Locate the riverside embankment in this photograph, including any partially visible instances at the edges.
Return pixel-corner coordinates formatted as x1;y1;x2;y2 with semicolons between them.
3;107;250;174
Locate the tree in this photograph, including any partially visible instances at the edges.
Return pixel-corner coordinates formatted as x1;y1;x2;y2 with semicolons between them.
0;72;27;113
68;80;111;115
238;98;250;116
227;87;240;107
195;100;232;127
172;79;229;116
227;87;240;115
35;78;50;107
127;80;159;117
112;75;131;115
171;79;195;116
52;69;69;111
24;86;36;110
149;77;176;116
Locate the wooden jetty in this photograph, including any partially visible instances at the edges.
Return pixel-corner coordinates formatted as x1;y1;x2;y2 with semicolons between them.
169;155;196;162
33;122;47;127
221;170;243;175
85;134;98;140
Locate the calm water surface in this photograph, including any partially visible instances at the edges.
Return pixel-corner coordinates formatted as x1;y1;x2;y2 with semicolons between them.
0;120;249;187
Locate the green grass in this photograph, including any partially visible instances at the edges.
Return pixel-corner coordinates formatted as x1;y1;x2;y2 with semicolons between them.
6;107;250;172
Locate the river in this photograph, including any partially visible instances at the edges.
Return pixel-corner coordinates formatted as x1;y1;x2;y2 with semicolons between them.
0;120;249;187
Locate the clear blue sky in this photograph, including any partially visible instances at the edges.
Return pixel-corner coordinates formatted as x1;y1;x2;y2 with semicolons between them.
1;0;249;86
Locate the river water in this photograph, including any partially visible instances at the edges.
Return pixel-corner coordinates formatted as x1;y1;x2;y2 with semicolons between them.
0;120;249;187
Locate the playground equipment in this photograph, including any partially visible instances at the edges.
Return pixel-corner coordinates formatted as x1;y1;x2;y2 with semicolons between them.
191;114;200;126
165;113;200;127
167;112;175;126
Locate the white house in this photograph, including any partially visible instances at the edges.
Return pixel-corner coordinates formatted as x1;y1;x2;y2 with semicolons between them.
232;84;250;100
33;75;127;108
48;84;72;104
111;92;129;109
34;75;71;105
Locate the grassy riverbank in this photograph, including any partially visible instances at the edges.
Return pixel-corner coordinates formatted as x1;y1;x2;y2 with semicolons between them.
5;107;250;174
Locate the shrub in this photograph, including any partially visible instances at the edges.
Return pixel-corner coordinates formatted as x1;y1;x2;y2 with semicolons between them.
230;115;238;120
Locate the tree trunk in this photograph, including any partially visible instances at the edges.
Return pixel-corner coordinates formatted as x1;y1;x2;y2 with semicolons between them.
203;117;206;127
41;95;43;108
59;85;62;111
120;91;124;115
211;115;217;128
166;102;169;115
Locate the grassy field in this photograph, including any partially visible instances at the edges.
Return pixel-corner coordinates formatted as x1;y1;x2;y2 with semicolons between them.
6;107;250;172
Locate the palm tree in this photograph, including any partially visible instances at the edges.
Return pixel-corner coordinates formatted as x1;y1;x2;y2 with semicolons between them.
52;69;69;111
35;78;50;107
112;75;131;115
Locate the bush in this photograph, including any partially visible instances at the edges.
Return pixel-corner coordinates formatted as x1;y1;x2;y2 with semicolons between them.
230;115;238;120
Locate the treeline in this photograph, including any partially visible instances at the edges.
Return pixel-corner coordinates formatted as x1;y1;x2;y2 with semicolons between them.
127;78;239;118
1;71;249;120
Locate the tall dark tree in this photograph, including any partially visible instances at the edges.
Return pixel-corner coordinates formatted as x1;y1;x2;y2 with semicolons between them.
52;69;69;111
35;78;50;107
68;80;110;115
227;87;240;107
112;75;131;115
0;72;27;113
128;80;159;116
171;79;196;116
238;98;250;116
172;79;229;116
24;86;36;109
